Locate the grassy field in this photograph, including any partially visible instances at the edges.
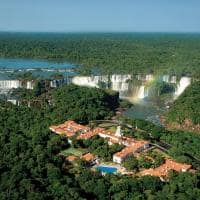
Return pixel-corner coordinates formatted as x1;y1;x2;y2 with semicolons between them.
60;147;87;157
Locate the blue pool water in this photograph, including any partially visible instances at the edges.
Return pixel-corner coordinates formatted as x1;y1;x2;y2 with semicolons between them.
96;166;118;173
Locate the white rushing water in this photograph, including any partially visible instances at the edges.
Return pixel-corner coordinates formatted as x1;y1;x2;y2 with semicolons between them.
72;76;101;88
162;75;170;83
26;81;34;90
138;86;149;99
138;86;145;99
145;74;154;81
0;74;191;104
0;80;35;90
170;76;177;83
174;77;191;98
72;74;132;91
72;74;191;101
0;80;22;89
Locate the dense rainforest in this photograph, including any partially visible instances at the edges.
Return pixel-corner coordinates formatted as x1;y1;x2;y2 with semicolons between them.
12;84;119;124
1;84;200;199
166;81;200;132
0;32;200;77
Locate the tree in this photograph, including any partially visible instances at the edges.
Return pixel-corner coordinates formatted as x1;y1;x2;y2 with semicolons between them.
123;157;139;171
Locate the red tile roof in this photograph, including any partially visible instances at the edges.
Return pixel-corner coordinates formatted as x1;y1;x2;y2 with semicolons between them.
50;120;89;138
113;140;148;159
140;159;192;177
77;130;98;140
66;155;78;162
82;153;95;162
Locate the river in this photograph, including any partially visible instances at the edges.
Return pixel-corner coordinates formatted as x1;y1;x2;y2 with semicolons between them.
0;58;191;126
0;58;77;79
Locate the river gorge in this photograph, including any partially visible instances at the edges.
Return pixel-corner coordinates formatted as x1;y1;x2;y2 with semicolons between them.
0;58;192;125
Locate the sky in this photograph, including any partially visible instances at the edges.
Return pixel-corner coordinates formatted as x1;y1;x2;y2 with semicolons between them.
0;0;200;33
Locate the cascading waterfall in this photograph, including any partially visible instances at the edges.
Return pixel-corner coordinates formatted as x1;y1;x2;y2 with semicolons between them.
128;85;149;102
72;74;131;91
162;75;170;83
110;75;131;96
72;74;132;98
174;77;191;98
138;86;146;99
72;76;103;88
50;78;71;88
145;74;154;81
71;74;191;102
170;76;177;83
0;80;22;89
26;81;34;89
71;74;153;100
0;80;36;90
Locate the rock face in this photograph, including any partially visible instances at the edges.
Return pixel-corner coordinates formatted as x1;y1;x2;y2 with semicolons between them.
50;79;70;88
162;117;200;133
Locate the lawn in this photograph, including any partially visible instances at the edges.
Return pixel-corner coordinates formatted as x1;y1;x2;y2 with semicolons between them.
60;147;87;157
107;126;117;132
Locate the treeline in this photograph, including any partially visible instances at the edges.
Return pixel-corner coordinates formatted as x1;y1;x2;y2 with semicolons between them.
166;81;200;127
0;32;200;77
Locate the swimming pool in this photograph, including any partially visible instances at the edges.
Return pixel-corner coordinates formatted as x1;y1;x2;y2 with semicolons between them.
96;166;118;173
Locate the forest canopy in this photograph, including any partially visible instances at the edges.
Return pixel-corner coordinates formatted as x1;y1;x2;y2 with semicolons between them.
0;32;200;77
0;89;200;199
166;81;200;126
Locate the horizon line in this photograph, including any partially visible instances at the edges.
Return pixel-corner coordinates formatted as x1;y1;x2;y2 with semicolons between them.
1;30;200;34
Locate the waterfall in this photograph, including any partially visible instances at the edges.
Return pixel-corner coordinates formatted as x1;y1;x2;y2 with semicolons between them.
72;74;131;92
162;75;170;83
145;74;154;81
160;75;178;84
26;81;34;89
71;74;191;102
72;76;102;88
136;74;142;81
127;85;149;102
138;86;149;99
110;74;131;92
7;99;18;105
50;78;70;88
0;80;22;89
174;77;191;98
138;86;145;99
170;76;177;83
110;74;132;82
